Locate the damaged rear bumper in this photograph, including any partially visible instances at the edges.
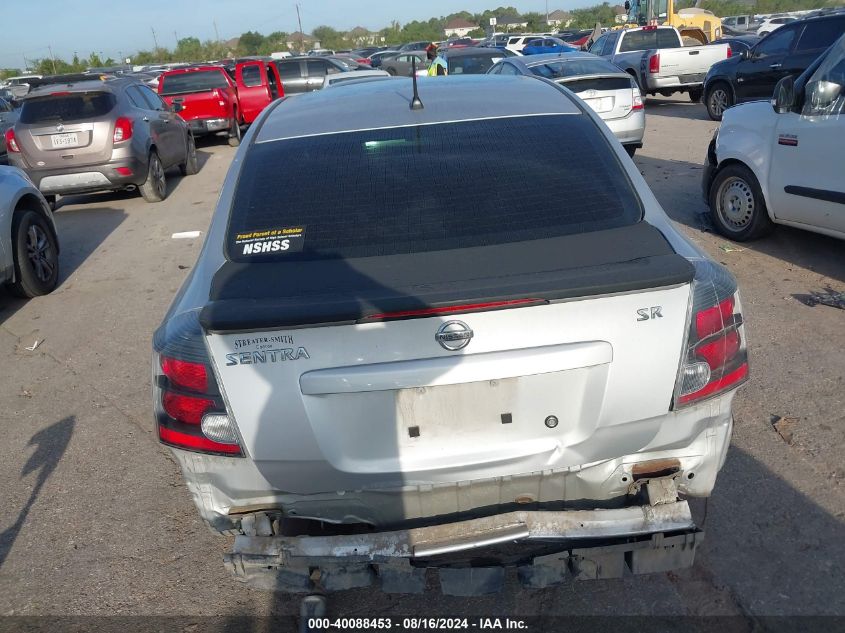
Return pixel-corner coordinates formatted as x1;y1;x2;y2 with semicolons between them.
224;484;702;595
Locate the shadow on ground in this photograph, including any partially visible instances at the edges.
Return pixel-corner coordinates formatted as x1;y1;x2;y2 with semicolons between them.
0;207;126;326
0;417;75;568
645;97;713;121
52;149;213;211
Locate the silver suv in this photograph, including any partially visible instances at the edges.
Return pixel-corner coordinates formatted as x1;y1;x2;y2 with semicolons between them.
5;77;198;204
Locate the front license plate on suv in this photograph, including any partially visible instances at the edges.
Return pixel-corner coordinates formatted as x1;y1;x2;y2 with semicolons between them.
51;133;78;148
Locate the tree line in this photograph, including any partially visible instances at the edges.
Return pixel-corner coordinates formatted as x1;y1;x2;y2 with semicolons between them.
1;0;837;79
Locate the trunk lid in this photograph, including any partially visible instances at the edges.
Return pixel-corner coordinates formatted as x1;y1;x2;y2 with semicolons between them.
201;223;695;494
560;75;636;121
160;90;231;121
16;91;116;168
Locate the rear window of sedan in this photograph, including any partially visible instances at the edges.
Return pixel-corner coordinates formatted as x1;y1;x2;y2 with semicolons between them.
529;58;626;79
159;70;230;95
449;53;509;74
226;115;642;262
19;91;116;124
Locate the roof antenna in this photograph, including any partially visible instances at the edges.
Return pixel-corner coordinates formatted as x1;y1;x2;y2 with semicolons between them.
410;56;424;110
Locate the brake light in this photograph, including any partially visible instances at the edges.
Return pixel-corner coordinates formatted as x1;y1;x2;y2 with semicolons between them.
161;356;208;392
4;128;19;153
642;25;658;30
648;53;660;74
363;298;547;322
115;166;133;177
632;85;644;110
154;311;243;457
113;117;133;143
674;260;749;407
727;46;733;58
163;392;214;425
158;427;242;455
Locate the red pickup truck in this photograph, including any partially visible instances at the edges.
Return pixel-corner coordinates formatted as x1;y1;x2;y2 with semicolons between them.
158;61;284;146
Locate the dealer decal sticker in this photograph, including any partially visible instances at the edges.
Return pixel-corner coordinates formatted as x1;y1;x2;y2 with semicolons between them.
234;226;305;255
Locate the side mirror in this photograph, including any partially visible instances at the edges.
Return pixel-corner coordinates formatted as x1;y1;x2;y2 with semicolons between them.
740;48;749;60
771;75;795;114
806;79;842;113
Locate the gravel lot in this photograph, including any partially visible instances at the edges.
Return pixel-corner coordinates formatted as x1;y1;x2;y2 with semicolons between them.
0;94;842;623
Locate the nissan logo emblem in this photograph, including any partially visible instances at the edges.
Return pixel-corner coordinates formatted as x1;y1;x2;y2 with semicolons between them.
435;320;473;351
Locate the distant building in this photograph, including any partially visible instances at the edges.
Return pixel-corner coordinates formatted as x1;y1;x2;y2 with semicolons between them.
348;26;385;46
286;31;317;52
496;15;529;31
444;17;480;38
546;9;573;28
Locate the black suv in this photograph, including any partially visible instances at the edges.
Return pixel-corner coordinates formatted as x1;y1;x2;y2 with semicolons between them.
702;11;845;120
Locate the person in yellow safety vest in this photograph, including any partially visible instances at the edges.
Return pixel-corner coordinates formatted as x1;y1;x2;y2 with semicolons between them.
427;56;447;76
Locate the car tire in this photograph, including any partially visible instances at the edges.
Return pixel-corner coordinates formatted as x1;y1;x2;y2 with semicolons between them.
624;145;637;157
179;134;198;176
228;115;242;147
139;150;167;203
44;195;57;211
705;82;733;121
688;87;703;102
6;209;59;298
708;163;774;241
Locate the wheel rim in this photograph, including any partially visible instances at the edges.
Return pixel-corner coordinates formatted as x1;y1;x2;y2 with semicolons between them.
709;88;729;116
26;223;55;282
716;176;755;231
152;156;165;196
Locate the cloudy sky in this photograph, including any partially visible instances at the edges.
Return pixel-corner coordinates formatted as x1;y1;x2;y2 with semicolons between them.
1;0;588;68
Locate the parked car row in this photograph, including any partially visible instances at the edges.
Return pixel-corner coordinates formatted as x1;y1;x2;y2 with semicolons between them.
703;10;845;119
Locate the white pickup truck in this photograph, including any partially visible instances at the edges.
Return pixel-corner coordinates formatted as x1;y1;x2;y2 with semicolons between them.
590;25;732;101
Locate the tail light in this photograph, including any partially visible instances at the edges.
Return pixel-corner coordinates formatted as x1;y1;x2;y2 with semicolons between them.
362;298;547;322
5;128;20;153
673;260;749;408
632;84;644;110
153;310;243;456
648;53;660;74
113;117;133;143
726;47;733;58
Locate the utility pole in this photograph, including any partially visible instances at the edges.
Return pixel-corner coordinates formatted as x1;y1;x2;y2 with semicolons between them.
174;31;179;46
546;0;549;23
151;27;159;50
213;19;220;42
47;45;57;74
296;3;304;53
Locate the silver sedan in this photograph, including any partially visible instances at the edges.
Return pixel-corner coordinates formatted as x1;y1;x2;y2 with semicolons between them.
488;52;646;156
0;166;59;297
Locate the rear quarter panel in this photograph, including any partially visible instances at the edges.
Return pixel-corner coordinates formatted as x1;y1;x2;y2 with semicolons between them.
0;167;54;281
651;44;731;79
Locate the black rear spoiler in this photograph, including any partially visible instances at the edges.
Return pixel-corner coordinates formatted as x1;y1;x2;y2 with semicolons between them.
200;222;694;332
